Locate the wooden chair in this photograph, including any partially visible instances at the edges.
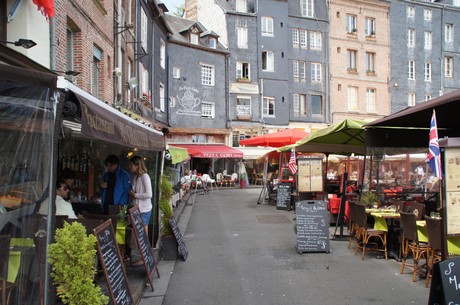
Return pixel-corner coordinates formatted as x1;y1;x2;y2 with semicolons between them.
0;235;13;305
399;212;429;282
425;215;444;288
354;204;388;260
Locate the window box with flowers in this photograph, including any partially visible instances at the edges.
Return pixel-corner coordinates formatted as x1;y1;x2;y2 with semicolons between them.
347;68;358;74
366;70;376;76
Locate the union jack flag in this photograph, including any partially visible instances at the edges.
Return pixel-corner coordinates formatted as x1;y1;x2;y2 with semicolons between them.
288;149;297;175
426;110;442;179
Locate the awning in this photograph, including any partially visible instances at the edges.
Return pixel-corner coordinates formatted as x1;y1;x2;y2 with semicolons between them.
167;145;189;164
170;144;243;158
58;78;165;151
236;147;274;160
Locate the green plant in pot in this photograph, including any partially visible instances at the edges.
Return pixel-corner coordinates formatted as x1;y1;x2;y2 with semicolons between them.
48;222;109;305
159;175;177;260
359;191;379;208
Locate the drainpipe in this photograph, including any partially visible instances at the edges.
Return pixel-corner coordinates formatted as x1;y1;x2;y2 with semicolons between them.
50;16;56;70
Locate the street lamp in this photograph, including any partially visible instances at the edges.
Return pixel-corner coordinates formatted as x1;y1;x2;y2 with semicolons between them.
0;39;37;49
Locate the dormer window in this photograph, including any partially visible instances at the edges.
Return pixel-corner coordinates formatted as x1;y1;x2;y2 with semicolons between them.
236;0;247;12
209;37;217;48
190;33;199;44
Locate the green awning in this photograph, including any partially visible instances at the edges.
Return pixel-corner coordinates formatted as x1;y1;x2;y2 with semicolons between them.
167;145;189;164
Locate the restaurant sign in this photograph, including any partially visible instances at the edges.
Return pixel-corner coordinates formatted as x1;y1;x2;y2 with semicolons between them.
75;93;165;151
230;82;259;94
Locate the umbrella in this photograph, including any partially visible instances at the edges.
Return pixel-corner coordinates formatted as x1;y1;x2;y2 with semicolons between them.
240;129;309;148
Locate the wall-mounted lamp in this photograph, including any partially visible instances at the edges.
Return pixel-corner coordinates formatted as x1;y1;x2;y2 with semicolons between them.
393;82;399;88
53;70;80;76
0;39;37;49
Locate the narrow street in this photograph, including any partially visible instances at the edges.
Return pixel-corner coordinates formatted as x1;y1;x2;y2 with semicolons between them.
162;188;429;305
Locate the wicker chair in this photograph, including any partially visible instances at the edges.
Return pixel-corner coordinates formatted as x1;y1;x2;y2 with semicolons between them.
354;204;388;260
425;216;444;288
399;212;429;282
408;202;426;220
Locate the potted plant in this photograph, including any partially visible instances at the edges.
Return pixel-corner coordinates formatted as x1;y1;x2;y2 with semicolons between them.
159;175;177;260
359;191;379;208
48;222;109;305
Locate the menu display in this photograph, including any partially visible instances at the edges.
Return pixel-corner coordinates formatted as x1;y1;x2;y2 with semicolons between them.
297;158;323;193
428;257;460;305
94;220;133;305
169;216;188;261
445;148;460;234
276;183;291;210
295;200;330;253
129;207;159;291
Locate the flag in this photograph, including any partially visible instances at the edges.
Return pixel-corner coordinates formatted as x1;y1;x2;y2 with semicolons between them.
288;149;297;175
426;110;442;179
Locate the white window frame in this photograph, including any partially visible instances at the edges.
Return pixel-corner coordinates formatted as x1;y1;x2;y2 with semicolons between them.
300;0;314;18
366;88;376;113
347;86;358;111
261;16;274;37
293;60;299;80
300;30;307;48
365;18;375;36
424;32;432;50
347;49;357;70
201;64;215;86
454;0;460;7
190;33;199;44
407;60;415;80
408;93;416;106
237;26;248;49
292;29;299;47
262;51;274;72
141;8;148;51
160;83;165;112
366;52;375;73
236;61;250;80
424;62;432;82
293;94;307;117
235;0;247;13
209;37;217;49
445;57;453;77
311;63;321;82
407;28;415;47
172;66;180;79
445;24;453;43
347;15;357;33
299;61;306;81
407;6;415;19
160;39;166;69
236;96;251;117
263;97;276;118
309;31;321;50
201;101;215;118
424;9;432;21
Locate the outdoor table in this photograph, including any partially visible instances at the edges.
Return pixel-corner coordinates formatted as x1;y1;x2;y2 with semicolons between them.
416;220;460;255
367;210;401;260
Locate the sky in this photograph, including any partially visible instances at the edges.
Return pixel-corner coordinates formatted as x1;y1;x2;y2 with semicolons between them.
161;0;185;14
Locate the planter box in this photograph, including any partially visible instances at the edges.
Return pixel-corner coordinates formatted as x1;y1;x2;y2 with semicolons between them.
161;235;178;260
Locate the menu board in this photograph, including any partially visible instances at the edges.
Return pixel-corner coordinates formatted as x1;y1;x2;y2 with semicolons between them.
169;216;188;261
94;220;133;305
276;183;292;210
128;207;159;291
444;147;460;234
295;200;330;253
428;257;460;305
297;158;323;193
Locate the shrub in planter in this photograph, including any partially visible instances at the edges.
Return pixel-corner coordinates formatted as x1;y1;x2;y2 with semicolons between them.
159;175;177;260
48;222;109;305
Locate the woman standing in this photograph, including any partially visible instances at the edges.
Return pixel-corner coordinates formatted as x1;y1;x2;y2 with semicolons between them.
128;156;152;233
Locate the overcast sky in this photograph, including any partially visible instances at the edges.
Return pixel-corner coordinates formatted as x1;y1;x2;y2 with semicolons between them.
162;0;185;14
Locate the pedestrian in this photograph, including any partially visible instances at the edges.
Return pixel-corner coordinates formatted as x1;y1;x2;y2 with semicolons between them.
60;167;76;201
101;154;131;215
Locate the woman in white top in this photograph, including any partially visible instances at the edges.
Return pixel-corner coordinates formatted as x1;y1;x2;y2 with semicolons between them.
128;156;152;233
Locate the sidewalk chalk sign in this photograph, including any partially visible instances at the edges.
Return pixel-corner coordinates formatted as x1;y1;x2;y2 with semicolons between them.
428;257;460;305
276;182;291;210
94;220;133;305
295;200;330;254
169;216;188;261
129;206;160;291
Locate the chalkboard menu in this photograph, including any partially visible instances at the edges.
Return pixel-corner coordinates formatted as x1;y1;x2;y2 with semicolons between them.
276;183;292;210
169;216;188;261
429;257;460;305
295;200;330;253
94;220;133;305
128;207;160;291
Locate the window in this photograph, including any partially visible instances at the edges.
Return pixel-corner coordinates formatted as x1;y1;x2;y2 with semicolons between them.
300;30;307;48
366;88;376;113
424;62;432;81
173;66;180;79
237;96;251;117
169;96;176;108
261;17;274;36
201;101;215;118
141;65;149;98
92;46;102;98
424;9;432;21
300;0;314;17
293;94;306;117
262;51;274;71
237;24;248;48
347;15;357;33
445;57;453;77
236;61;250;80
190;33;199;44
407;60;415;80
366;52;375;73
425;95;432;101
407;6;415;19
141;8;147;51
309;31;322;50
407;29;415;47
160;83;165;112
424;32;432;50
66;29;74;73
209;37;217;49
347;86;358;111
445;24;453;43
408;93;416;106
263;97;275;117
311;63;321;82
454;0;460;6
293;60;299;79
235;0;247;12
201;64;215;86
299;61;306;80
292;29;299;47
365;18;375;36
347;49;357;71
312;95;322;115
160;39;166;68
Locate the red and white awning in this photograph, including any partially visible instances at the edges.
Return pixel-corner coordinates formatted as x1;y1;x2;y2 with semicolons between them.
170;144;243;159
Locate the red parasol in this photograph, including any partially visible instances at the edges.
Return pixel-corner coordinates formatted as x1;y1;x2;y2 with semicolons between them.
240;129;309;148
33;0;55;19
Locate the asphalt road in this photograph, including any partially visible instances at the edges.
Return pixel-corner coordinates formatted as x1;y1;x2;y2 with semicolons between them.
162;188;429;305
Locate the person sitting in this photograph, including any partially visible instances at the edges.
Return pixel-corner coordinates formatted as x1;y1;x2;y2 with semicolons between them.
38;180;79;219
